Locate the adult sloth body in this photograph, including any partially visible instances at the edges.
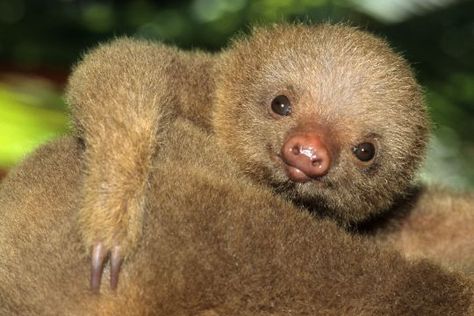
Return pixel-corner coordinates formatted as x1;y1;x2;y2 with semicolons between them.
0;120;472;315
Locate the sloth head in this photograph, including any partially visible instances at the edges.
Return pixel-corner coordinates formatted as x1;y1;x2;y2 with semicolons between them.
213;23;429;224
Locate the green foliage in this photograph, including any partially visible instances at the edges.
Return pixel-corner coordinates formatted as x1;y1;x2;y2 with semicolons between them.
0;78;68;167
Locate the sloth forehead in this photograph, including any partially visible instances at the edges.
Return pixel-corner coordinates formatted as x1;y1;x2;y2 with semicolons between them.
220;25;424;133
236;26;406;90
254;57;403;115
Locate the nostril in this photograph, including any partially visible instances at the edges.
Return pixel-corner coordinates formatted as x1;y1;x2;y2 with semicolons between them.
311;158;322;167
290;145;300;155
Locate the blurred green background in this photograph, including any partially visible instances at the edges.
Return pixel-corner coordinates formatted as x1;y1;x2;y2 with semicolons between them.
0;0;473;188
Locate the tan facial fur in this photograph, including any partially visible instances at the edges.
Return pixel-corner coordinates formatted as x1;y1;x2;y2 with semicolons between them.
214;24;428;224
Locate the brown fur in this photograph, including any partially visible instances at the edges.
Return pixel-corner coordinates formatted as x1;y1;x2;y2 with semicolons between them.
0;121;472;315
370;187;474;277
0;23;473;314
67;41;214;257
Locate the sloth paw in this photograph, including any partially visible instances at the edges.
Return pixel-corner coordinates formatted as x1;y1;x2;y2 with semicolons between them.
79;177;147;292
80;202;144;293
90;242;124;292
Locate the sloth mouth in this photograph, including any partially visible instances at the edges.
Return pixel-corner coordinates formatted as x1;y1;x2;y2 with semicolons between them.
279;158;312;183
270;151;324;184
266;143;327;184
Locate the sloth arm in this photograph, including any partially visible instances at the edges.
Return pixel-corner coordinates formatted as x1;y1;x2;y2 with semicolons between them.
66;37;215;291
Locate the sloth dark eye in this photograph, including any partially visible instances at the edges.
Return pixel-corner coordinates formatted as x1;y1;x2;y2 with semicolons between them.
352;142;376;162
271;95;292;116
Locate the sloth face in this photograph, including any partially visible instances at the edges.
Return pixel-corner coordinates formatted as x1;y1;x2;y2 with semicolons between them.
214;24;429;224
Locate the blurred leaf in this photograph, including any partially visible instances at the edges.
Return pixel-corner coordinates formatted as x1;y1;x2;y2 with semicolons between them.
0;78;68;167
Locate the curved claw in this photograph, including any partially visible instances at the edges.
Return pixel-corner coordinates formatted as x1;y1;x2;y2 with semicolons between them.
110;245;123;290
91;242;108;293
90;243;124;293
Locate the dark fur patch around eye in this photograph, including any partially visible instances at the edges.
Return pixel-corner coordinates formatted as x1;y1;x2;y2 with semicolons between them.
361;160;380;175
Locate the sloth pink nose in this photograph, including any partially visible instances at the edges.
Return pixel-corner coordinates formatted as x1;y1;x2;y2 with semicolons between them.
281;133;331;182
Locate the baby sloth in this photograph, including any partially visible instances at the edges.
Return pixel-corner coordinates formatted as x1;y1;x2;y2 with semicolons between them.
66;23;468;291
